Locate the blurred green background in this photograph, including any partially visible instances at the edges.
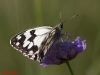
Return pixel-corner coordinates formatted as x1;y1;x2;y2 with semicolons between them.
0;0;100;75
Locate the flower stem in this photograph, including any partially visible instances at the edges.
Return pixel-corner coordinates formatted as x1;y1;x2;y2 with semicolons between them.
66;61;74;75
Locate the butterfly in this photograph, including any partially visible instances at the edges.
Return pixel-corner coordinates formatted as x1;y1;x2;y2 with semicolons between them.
10;15;78;62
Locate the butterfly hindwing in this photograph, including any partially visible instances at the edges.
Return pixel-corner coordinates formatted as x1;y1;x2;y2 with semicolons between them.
10;26;53;60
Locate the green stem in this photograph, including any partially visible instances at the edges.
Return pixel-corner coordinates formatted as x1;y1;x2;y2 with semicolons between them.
66;61;74;75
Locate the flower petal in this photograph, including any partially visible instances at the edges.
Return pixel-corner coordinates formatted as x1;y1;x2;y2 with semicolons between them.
40;36;86;67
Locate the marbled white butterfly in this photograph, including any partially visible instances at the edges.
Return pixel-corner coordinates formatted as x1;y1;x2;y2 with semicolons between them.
10;15;78;62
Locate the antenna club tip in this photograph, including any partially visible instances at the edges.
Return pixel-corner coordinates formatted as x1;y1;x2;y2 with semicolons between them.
76;14;80;16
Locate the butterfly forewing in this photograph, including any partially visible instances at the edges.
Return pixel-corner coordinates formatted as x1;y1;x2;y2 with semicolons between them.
10;26;53;60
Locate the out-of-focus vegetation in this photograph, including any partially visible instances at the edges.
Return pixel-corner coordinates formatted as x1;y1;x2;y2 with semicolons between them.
0;0;100;75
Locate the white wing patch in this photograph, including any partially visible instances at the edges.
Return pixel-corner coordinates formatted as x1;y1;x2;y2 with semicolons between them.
16;35;21;40
34;26;53;35
33;34;48;47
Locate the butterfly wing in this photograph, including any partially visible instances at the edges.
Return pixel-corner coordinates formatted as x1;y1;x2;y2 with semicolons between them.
38;24;62;61
10;26;53;60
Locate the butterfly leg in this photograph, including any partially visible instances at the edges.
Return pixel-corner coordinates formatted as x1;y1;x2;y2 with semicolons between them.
60;32;73;42
64;32;74;40
60;34;65;42
65;32;71;39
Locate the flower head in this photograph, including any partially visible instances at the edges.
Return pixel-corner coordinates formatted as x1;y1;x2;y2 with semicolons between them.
40;36;86;67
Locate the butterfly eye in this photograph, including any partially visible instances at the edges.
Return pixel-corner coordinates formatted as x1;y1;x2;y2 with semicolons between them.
60;23;63;29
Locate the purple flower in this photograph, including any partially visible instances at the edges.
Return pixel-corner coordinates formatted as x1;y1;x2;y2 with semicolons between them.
40;36;86;67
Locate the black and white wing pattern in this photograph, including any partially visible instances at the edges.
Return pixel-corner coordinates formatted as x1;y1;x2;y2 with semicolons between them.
10;23;63;62
10;26;53;61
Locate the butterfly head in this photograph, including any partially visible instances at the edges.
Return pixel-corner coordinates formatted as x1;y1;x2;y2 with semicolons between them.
59;15;79;30
56;23;63;31
60;23;63;29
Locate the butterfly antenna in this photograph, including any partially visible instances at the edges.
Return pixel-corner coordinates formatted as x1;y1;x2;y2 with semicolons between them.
60;12;62;23
61;14;79;24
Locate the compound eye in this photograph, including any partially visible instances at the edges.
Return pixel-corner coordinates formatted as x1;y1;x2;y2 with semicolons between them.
60;23;63;29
